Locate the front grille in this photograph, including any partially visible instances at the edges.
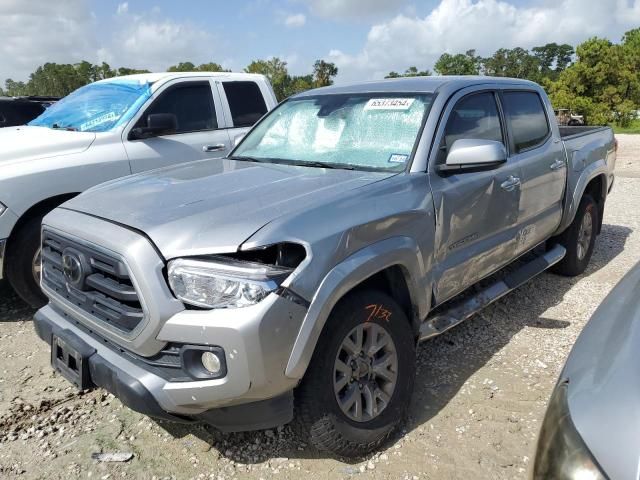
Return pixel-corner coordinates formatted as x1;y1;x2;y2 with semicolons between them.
42;230;145;334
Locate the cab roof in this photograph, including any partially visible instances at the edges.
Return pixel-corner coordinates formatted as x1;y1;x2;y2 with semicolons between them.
292;75;539;97
94;71;266;86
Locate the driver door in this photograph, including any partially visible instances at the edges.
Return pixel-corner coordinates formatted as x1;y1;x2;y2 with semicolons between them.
124;79;231;173
429;90;522;304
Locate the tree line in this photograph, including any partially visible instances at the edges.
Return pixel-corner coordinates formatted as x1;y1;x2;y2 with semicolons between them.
388;29;640;126
1;27;638;126
0;58;338;103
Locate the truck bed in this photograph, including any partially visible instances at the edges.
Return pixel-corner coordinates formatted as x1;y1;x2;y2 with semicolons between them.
559;125;610;140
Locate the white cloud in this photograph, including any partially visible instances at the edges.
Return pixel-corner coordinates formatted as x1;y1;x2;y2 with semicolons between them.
0;0;96;84
329;0;640;82
284;13;306;28
100;9;217;71
0;1;225;85
303;0;406;19
116;2;129;15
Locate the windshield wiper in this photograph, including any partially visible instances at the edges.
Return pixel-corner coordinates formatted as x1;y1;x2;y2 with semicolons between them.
290;160;356;170
230;156;358;171
228;155;269;163
51;123;77;131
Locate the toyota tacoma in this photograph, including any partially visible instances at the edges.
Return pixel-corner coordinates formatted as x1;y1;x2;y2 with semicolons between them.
34;76;616;457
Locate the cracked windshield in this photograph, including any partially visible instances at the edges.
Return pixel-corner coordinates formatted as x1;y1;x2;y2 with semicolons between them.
233;93;433;171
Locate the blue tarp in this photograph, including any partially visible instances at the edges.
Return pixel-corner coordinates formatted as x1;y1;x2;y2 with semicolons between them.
29;79;152;132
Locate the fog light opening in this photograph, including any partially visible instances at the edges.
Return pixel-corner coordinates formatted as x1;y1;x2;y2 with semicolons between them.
201;351;222;374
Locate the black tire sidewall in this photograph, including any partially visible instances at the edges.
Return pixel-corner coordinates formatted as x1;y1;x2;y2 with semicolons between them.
6;215;46;308
300;289;416;446
552;194;598;276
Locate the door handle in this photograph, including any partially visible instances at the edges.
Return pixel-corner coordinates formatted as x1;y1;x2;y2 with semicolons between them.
550;159;565;170
203;144;226;152
500;175;521;192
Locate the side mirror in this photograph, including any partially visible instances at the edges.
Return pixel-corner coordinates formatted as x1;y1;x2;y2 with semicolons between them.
438;139;507;173
130;113;178;139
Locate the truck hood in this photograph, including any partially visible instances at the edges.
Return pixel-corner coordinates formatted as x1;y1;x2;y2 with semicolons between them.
0;126;96;166
62;158;395;258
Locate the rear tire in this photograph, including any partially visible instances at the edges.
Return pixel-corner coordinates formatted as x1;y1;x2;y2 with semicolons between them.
550;194;598;277
6;215;47;308
295;289;416;457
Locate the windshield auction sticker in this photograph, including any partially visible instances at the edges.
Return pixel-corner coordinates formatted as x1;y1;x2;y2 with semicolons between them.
364;98;415;111
388;154;409;164
79;112;118;131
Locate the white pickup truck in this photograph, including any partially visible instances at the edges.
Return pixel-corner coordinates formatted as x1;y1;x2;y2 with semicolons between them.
0;72;277;306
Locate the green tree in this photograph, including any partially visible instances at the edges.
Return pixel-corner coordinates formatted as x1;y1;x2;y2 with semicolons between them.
245;57;291;101
197;62;229;72
546;32;640;126
1;61;153;97
116;67;152;76
312;60;338;87
167;61;229;72
1;79;28;96
167;62;197;72
434;50;481;75
481;47;540;80
26;63;91;97
385;66;431;78
286;75;314;97
532;43;574;80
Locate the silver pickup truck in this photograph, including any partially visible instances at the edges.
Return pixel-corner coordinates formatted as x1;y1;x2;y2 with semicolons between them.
34;76;616;457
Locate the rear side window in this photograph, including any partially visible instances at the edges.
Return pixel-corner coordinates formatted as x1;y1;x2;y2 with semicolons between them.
443;92;503;151
502;91;550;153
15;103;45;124
138;82;217;134
222;81;267;128
0;103;18;125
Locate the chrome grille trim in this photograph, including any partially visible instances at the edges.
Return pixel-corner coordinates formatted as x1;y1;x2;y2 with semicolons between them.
41;229;145;334
40;209;185;357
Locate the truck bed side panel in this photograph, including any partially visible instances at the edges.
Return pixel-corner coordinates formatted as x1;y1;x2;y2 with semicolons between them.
556;127;616;234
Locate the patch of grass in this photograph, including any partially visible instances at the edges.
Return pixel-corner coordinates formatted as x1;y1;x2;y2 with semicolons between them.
613;119;640;134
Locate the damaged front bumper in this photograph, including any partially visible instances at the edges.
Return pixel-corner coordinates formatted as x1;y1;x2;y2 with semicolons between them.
33;303;301;431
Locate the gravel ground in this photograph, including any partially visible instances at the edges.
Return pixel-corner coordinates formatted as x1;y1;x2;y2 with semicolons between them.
1;135;638;480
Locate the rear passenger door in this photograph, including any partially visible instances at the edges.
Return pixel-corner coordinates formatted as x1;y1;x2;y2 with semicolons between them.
429;89;522;303
217;80;269;146
125;79;231;173
500;90;566;254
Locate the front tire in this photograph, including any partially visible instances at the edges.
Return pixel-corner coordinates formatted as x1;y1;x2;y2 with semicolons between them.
6;215;47;308
295;289;416;457
550;194;598;277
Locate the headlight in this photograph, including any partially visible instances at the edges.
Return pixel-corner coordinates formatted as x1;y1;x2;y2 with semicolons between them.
167;256;293;309
0;202;6;216
532;380;607;480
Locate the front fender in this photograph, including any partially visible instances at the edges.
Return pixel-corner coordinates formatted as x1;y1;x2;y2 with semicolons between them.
285;236;431;379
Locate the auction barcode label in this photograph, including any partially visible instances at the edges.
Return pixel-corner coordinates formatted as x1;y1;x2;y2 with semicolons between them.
364;98;415;111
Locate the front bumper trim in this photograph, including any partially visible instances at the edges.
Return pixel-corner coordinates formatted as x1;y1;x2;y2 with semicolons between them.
33;306;294;431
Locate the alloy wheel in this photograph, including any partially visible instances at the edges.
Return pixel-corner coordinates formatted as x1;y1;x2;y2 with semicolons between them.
333;322;398;423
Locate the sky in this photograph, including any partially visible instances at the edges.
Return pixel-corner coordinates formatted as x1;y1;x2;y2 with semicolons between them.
1;0;639;86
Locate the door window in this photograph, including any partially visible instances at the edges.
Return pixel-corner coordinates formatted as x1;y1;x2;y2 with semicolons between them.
502;91;550;153
136;82;217;134
443;92;504;152
222;81;268;127
16;102;45;124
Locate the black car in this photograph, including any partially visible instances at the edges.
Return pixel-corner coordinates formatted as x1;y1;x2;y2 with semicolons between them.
0;96;58;127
